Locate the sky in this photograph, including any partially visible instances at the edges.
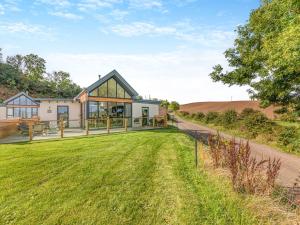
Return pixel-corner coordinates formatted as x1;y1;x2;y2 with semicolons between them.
0;0;260;104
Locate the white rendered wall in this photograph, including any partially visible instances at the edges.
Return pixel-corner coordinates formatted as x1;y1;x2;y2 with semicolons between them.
132;102;159;127
0;107;6;120
39;100;81;127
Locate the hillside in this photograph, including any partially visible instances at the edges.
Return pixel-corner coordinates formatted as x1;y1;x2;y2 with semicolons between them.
180;100;278;119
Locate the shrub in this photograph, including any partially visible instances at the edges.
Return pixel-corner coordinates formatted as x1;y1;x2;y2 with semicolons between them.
241;111;274;138
208;134;281;194
279;112;298;122
221;110;238;128
179;111;189;117
277;126;299;152
191;113;197;119
205;112;220;124
195;112;205;121
239;108;259;119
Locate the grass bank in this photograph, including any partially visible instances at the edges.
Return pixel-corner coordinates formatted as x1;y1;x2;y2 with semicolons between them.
177;113;300;156
0;129;295;224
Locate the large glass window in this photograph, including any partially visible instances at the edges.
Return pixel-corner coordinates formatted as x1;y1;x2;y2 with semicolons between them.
98;102;107;118
99;82;107;97
117;83;124;98
125;91;131;99
7;94;37;106
88;101;131;119
89;88;98;97
107;78;117;98
125;103;132;117
8;107;38;118
88;101;98;118
88;78;132;99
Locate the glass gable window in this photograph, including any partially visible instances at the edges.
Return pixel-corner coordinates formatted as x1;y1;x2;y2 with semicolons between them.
90;88;98;97
117;83;124;98
99;82;107;97
107;78;117;98
88;77;132;99
7;94;37;106
6;94;39;119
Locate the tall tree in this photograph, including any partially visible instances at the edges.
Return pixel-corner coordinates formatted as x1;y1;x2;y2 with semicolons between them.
210;0;300;112
47;71;82;98
169;101;180;111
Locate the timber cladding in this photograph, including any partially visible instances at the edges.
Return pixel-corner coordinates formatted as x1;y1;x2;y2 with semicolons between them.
88;97;133;103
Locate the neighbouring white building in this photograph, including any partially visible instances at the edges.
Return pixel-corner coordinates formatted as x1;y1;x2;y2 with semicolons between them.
0;70;162;128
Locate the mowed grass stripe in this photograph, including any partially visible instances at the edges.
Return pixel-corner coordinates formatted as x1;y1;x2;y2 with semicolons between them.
0;130;262;225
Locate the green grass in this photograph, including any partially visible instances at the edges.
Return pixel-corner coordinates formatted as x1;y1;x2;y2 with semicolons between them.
0;129;275;224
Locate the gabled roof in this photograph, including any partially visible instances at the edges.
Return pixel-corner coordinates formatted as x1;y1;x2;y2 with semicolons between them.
86;70;139;97
4;92;39;105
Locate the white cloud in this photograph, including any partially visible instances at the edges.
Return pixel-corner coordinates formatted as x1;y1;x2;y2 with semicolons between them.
77;0;122;11
109;21;235;48
129;0;163;9
110;9;129;20
0;22;41;33
0;4;4;15
36;0;71;8
49;11;83;20
111;22;176;36
0;22;54;39
45;50;250;103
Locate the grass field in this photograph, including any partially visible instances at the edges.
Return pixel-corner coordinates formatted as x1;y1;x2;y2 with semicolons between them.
0;129;285;224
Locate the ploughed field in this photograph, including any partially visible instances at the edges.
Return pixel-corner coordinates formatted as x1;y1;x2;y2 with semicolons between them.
0;129;264;224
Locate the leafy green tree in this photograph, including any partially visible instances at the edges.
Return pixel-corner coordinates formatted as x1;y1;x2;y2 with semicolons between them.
47;71;82;98
169;101;180;111
160;100;170;109
210;0;300;112
0;63;22;88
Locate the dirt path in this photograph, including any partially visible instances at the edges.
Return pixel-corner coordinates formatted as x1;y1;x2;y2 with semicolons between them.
176;116;300;187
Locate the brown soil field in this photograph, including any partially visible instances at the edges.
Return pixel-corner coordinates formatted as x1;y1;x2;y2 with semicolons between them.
180;100;278;119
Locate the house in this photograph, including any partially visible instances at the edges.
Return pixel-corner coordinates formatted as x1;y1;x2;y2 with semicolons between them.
0;70;162;128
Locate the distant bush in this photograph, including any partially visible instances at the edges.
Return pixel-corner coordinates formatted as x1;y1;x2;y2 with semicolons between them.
179;111;189;117
191;113;197;119
221;110;238;128
241;111;274;138
239;108;259;119
205;112;220;124
195;112;205;121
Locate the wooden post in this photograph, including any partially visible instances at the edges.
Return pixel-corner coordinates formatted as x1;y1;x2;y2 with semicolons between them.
125;118;128;132
164;115;168;127
28;122;33;141
152;117;155;127
85;119;89;136
107;117;110;134
195;138;198;168
60;118;64;138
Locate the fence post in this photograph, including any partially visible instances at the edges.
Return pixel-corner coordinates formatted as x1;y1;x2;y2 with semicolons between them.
85;119;89;136
60;118;64;138
153;117;155;127
164;115;168;127
107;117;110;134
195;133;198;168
125;118;128;132
28;122;33;141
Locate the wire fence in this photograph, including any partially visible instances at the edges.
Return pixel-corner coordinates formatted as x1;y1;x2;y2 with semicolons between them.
178;125;300;208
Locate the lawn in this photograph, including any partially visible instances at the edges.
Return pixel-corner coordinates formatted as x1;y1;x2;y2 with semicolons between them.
0;129;273;224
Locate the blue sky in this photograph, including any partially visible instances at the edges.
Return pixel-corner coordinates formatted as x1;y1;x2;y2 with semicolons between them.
0;0;260;103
